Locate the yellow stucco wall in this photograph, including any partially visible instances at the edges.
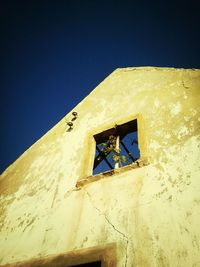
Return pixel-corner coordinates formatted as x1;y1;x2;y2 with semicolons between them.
0;67;200;266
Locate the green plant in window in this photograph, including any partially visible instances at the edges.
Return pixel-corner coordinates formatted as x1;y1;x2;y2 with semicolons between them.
99;135;132;166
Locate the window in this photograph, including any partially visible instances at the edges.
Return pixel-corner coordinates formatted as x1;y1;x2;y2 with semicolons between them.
93;119;140;175
71;262;101;267
0;245;116;267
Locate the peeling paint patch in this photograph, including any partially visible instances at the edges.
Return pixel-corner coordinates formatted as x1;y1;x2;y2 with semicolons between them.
177;126;189;139
22;217;37;232
183;91;188;99
154;98;160;108
164;134;171;139
170;102;181;116
149;141;161;151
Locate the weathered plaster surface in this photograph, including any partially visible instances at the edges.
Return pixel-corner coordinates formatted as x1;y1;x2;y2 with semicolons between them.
0;67;200;266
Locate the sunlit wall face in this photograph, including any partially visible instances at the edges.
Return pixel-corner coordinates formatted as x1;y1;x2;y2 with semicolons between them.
0;67;200;267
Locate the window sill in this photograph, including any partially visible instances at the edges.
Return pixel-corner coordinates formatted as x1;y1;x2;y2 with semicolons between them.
76;158;149;188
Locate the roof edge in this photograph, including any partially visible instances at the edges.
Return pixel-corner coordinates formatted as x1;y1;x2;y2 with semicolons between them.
114;66;199;72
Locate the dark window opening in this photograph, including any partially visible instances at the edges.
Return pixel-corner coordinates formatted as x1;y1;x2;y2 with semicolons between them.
93;119;140;175
70;262;101;267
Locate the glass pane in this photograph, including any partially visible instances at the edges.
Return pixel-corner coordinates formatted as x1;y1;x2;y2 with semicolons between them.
120;131;140;167
93;143;114;175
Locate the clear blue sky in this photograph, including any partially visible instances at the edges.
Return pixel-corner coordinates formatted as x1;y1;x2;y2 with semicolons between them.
1;0;200;173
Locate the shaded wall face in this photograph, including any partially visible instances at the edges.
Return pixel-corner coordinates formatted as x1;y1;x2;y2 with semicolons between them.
0;68;200;267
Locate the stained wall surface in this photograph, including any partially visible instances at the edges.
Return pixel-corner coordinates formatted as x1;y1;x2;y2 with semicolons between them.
0;67;200;267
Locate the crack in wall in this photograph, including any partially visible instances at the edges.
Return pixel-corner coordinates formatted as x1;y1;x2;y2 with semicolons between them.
84;189;129;267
